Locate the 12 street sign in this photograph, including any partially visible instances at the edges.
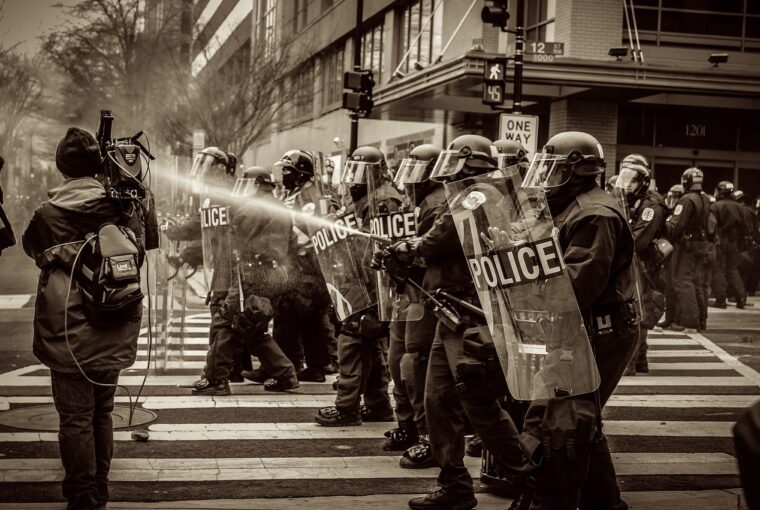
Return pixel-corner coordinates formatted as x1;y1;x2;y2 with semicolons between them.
482;58;507;107
525;41;564;63
499;114;539;159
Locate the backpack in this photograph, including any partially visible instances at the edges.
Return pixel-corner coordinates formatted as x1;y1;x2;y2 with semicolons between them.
75;224;144;325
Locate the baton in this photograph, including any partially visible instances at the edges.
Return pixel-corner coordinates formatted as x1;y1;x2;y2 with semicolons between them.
436;290;486;318
404;278;463;331
348;229;393;247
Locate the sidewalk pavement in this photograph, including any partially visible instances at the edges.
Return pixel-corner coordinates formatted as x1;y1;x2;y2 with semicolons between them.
0;490;747;510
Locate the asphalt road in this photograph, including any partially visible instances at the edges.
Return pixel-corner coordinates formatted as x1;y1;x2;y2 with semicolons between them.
0;237;758;508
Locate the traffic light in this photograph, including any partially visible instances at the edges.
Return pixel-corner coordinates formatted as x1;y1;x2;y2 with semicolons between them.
342;69;374;117
482;58;506;107
481;0;509;28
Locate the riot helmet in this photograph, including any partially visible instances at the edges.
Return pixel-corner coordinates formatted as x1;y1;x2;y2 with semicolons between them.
394;144;442;186
732;190;746;203
681;167;703;192
429;134;497;182
190;147;237;195
492;139;529;178
616;154;651;203
340;146;390;201
232;166;275;197
665;184;684;209
273;149;315;191
523;131;606;197
715;180;734;199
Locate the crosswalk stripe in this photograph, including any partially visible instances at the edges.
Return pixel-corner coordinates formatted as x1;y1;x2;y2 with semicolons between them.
618;376;753;386
647;338;700;346
0;419;736;442
0;375;338;387
0;452;736;483
3;394;754;411
606;394;759;408
603;420;733;437
646;350;715;358
646;362;735;371
0;294;32;309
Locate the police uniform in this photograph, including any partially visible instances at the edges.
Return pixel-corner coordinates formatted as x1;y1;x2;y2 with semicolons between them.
331;181;402;418
273;182;335;378
665;190;712;329
527;185;638;510
628;189;667;370
712;197;749;307
387;185;447;442
205;192;298;387
410;199;525;500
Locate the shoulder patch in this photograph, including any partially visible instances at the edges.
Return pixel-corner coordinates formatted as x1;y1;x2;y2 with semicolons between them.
674;204;683;216
641;207;655;222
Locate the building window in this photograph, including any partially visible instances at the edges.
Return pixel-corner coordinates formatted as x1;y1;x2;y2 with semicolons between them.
256;0;278;56
626;1;760;51
361;22;384;80
293;0;308;32
397;0;442;73
321;43;345;108
293;60;315;118
525;0;555;42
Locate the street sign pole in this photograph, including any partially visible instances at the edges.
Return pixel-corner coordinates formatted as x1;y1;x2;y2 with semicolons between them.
513;0;525;114
350;0;364;154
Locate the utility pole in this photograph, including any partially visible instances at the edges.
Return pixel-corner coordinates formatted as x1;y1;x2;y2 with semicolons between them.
350;0;364;154
512;0;525;114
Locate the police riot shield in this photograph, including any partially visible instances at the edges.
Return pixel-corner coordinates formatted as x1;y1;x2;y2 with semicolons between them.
366;166;422;322
444;167;601;400
190;152;235;295
227;181;293;323
295;183;377;322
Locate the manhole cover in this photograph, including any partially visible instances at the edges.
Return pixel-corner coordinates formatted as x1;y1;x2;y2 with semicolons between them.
0;405;157;431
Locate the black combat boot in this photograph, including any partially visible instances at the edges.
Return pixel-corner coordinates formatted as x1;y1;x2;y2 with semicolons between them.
191;379;231;396
383;421;419;451
314;406;362;426
408;489;477;510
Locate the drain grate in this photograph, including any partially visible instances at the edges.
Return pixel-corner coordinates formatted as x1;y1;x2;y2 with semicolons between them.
0;405;157;431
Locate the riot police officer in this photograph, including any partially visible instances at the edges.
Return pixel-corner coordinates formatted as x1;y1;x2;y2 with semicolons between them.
315;146;401;426
384;144;447;469
190;159;299;395
658;184;684;329
615;154;667;374
664;168;712;331
514;131;638;510
711;181;749;309
388;135;526;510
266;150;335;383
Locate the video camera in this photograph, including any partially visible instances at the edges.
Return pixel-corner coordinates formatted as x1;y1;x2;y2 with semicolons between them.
96;109;156;201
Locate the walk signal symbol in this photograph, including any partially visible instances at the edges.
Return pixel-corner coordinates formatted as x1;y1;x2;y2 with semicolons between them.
489;64;503;81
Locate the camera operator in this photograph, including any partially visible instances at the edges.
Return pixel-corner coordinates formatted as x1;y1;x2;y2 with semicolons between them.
0;155;16;256
22;127;151;510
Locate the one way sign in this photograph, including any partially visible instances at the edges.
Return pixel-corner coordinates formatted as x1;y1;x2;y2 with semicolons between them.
499;114;539;159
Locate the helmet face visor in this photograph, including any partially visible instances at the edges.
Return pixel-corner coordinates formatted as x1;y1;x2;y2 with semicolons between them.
231;176;258;198
429;150;467;181
340;160;378;185
191;153;225;194
395;158;433;185
615;167;643;196
523;154;573;190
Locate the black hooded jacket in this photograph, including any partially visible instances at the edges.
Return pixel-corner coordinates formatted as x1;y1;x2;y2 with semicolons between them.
23;178;146;373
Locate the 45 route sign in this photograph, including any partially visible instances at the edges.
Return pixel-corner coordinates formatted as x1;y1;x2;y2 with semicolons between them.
482;58;507;107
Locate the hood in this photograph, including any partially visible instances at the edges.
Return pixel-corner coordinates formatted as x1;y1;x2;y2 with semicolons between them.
47;177;107;211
